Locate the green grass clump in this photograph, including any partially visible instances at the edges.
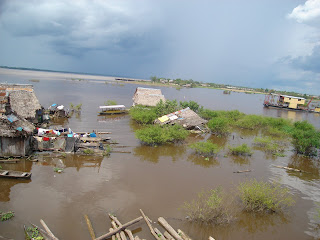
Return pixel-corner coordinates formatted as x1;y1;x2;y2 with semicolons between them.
103;145;112;156
83;149;95;155
238;179;295;212
182;188;234;224
135;124;189;146
189;141;220;157
234;115;265;130
26;227;44;240
207;117;230;136
105;100;117;105
53;167;63;173
129;105;157;124
229;144;253;156
291;121;320;156
254;137;285;155
0;211;14;221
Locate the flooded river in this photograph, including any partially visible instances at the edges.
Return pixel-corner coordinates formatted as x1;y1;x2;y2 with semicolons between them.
1;70;320;239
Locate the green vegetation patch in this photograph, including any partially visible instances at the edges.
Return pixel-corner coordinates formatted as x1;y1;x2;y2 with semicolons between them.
207;117;230;136
229;144;253;156
254;136;285;156
238;179;295;213
182;188;234;224
0;211;14;221
105;100;117;105
129;105;157;125
83;149;95;155
26;226;44;240
135;124;189;146
189;141;220;157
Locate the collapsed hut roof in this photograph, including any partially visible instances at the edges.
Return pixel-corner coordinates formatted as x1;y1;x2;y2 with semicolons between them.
8;90;41;119
132;87;166;107
0;115;35;137
155;107;208;129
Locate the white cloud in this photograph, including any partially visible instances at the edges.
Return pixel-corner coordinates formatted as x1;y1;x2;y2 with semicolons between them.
288;0;320;25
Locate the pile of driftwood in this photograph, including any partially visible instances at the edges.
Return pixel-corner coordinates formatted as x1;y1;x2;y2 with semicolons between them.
85;209;215;240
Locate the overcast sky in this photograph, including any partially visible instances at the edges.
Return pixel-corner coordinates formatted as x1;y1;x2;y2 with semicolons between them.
0;0;319;94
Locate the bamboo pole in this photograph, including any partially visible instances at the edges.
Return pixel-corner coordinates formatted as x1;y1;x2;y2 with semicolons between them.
111;221;123;240
109;214;135;240
124;229;135;240
95;216;143;240
154;228;166;240
84;214;96;240
163;231;174;240
109;228;116;240
158;217;182;240
40;219;59;240
139;209;162;240
177;230;192;240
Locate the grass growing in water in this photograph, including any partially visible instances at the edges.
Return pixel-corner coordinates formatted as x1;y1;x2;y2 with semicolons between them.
207;117;230;136
229;144;253;156
129;105;157;124
182;188;234;224
26;227;44;240
103;145;112;156
0;211;14;221
83;149;95;155
254;136;285;156
53;167;63;173
189;141;220;157
238;179;295;213
135;124;189;146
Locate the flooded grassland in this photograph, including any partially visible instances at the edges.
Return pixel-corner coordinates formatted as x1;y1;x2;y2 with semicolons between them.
1;70;320;239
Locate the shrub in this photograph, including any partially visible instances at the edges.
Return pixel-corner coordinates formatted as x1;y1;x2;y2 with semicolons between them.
179;100;202;112
234;115;265;129
207;117;230;136
129;106;157;124
198;109;219;120
135;124;189;146
154;99;179;117
238;179;295;212
182;188;234;224
254;137;285;155
189;141;220;157
229;144;253;156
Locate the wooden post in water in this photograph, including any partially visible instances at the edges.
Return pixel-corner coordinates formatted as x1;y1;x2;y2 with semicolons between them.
84;214;96;240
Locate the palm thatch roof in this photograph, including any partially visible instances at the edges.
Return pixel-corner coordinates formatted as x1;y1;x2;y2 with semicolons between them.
154;107;207;129
132;87;166;107
0;115;35;137
8;90;41;119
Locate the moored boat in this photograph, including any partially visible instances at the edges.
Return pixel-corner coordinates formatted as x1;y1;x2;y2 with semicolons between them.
0;169;32;179
98;105;128;115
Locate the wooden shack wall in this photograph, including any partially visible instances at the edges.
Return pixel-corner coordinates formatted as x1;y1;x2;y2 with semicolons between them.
0;136;31;157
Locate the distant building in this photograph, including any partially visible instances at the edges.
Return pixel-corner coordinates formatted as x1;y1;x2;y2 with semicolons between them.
132;87;166;107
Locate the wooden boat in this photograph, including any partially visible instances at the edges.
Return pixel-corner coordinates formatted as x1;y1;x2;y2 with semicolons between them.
98;105;128;115
0;169;32;179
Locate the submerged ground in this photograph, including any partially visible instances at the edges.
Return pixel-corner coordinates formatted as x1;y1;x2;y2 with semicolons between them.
0;69;320;239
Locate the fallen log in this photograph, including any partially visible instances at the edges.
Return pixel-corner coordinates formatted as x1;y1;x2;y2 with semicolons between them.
158;217;183;240
233;169;252;173
139;209;162;240
163;231;174;240
84;214;96;240
40;219;59;240
95;216;143;240
111;221;123;240
273;165;305;172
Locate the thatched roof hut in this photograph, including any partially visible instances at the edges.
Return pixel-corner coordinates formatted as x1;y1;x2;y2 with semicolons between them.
8;90;41;120
154;107;208;130
0;115;35;138
132;87;166;107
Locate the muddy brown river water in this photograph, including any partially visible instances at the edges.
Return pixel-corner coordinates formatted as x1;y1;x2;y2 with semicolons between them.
1;69;320;239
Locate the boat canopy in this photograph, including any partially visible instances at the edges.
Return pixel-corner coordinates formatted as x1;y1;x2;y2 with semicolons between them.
99;105;126;109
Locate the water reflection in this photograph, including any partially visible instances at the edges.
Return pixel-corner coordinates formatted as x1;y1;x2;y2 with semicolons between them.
97;114;128;122
229;155;251;166
287;155;320;181
133;144;186;163
237;212;289;234
187;154;220;168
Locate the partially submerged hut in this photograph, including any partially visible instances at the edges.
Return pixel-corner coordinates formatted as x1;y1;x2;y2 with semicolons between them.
155;107;208;130
0;115;35;157
132;87;166;107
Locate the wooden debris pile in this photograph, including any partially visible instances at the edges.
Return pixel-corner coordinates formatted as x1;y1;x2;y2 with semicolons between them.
85;209;216;240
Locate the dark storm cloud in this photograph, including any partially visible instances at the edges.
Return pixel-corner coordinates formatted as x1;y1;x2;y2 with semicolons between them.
290;45;320;73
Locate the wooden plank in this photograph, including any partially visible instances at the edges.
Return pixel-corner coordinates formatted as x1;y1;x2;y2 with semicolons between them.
84;214;96;240
158;217;183;240
40;219;59;240
95;216;143;240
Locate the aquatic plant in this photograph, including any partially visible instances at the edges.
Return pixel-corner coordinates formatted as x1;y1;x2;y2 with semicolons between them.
105;100;117;106
238;179;295;213
103;145;112;156
182;188;235;224
179;100;202;112
26;227;44;240
253;137;285;156
129;105;157;124
53;167;63;173
189;141;220;157
135;124;189;146
291;121;320;156
229;144;253;156
207;117;230;136
70;103;82;112
0;211;14;221
154;99;179;117
83;149;95;155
